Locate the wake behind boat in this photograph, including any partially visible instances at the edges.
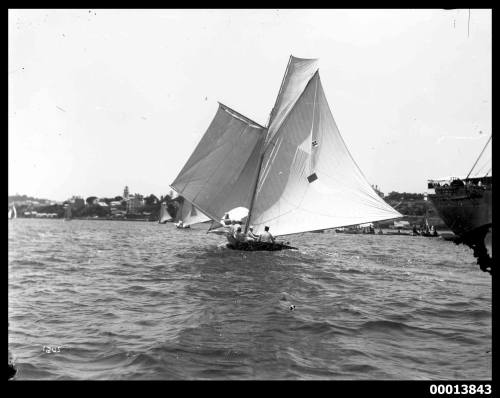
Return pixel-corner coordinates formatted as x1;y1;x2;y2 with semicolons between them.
169;55;402;250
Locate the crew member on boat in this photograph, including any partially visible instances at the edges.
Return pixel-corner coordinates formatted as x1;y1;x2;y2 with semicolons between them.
246;226;259;241
234;226;246;242
222;213;231;226
228;220;237;235
259;226;275;243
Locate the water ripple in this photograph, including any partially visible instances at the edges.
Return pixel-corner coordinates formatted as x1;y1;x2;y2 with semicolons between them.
8;219;491;380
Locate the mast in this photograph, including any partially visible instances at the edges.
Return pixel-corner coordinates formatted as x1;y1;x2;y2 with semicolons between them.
466;135;491;179
244;56;293;233
244;141;267;233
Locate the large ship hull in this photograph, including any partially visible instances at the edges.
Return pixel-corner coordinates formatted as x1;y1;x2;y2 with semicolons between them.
428;182;492;273
429;186;491;236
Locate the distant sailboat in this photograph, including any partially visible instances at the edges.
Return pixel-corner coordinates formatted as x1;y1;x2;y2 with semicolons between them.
174;198;210;228
8;205;17;220
171;55;402;250
64;205;72;221
158;202;172;224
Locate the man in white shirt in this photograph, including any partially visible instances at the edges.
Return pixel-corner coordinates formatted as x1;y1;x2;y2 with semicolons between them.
246;226;259;241
259;226;275;243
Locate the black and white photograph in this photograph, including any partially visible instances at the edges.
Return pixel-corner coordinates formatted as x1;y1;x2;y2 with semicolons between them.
8;9;492;383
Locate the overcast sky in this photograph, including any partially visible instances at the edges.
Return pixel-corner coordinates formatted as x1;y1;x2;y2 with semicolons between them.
9;9;491;201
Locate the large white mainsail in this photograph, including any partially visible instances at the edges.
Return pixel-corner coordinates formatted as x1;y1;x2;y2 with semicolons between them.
171;103;266;223
171;55;401;237
249;65;402;236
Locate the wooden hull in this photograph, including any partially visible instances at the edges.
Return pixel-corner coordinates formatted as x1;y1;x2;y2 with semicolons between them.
226;241;297;251
429;185;491;237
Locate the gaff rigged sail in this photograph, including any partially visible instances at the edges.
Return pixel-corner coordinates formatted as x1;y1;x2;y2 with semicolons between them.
170;103;266;223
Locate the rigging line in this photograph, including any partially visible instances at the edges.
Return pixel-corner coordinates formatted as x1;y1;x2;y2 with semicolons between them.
472;161;489;176
466;135;491;179
468;9;470;38
219;102;266;129
309;73;319;174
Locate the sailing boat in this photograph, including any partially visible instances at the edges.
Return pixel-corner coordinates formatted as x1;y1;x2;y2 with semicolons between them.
158;202;172;224
8;205;17;220
64;205;72;221
170;55;402;250
174;198;210;228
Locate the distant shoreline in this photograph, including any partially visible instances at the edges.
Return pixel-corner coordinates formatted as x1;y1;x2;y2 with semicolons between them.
10;218;456;237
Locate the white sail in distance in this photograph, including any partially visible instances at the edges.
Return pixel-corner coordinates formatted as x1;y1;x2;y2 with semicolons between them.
158;202;172;223
175;198;211;227
171;55;401;236
467;135;492;178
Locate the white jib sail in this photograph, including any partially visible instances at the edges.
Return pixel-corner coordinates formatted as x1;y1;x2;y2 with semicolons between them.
249;70;402;236
170;103;266;223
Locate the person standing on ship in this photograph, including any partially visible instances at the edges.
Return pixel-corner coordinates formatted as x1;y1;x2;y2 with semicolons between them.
228;220;237;235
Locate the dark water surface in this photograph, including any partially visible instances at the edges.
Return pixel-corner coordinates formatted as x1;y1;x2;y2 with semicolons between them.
8;219;491;379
